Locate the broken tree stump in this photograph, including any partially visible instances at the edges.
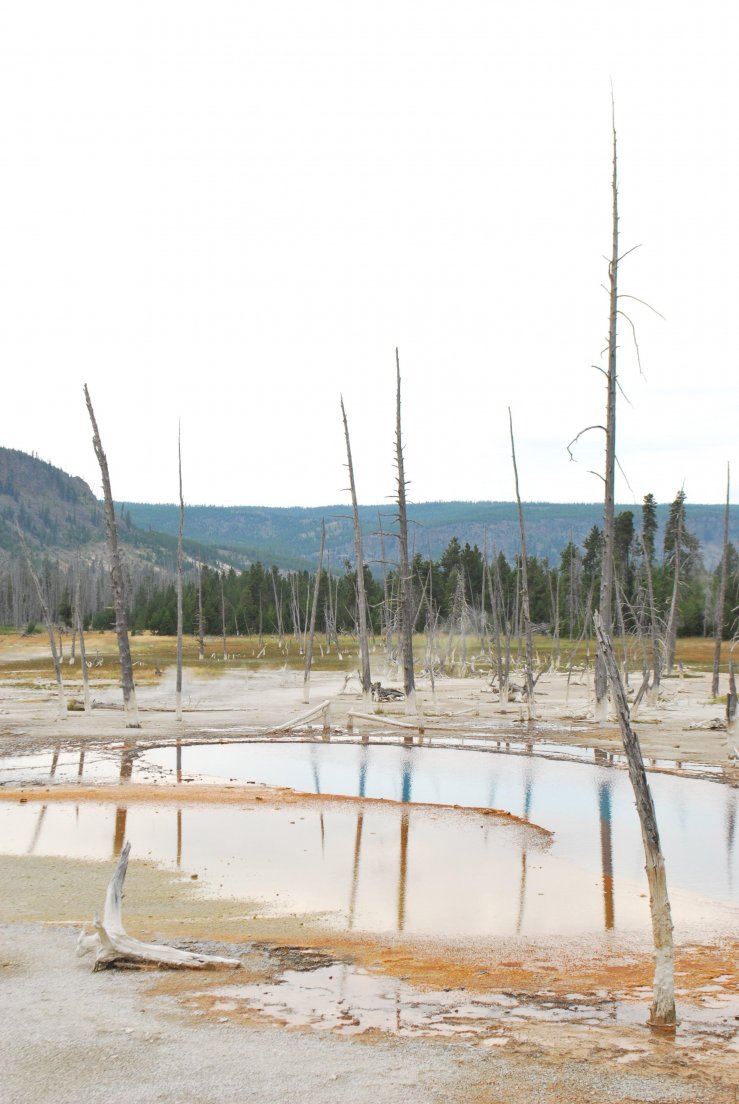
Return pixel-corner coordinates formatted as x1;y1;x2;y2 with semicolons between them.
77;842;241;971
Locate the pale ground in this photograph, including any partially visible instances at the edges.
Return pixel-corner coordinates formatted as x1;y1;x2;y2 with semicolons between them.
0;633;737;1103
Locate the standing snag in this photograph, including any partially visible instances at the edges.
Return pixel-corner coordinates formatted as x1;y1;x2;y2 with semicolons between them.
302;519;325;704
84;385;140;728
15;521;67;721
394;349;416;714
509;410;535;718
594;106;620;723
341;396;372;705
593;612;676;1029
175;423;185;721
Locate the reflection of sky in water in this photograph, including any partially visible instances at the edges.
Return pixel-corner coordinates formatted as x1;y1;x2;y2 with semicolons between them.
136;741;738;904
0;741;736;939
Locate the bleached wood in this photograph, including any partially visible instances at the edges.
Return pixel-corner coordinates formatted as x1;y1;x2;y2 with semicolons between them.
84;385;140;728
341;397;372;704
302;520;325;703
594;612;676;1028
78;842;241;971
176;424;185;721
273;700;331;732
16;521;67;721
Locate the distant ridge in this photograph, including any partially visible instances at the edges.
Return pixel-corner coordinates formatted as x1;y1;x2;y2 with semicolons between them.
1;448;735;573
125;498;738;571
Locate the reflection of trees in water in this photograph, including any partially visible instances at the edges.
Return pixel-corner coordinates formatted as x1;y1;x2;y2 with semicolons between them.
598;780;615;930
347;812;364;930
26;804;48;855
397;754;412;931
113;740;136;857
726;790;736;892
516;767;534;933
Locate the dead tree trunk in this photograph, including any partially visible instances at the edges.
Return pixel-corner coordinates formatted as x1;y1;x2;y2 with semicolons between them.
395;349;416;713
270;568;285;650
341;397;372;704
711;464;730;698
509;411;535;718
302;520;325;704
197;564;205;660
175;424;185;721
84;385;139;727
77;842;241;971
75;576;91;715
378;512;393;671
594;612;676;1029
664;509;682;677
16;523;66;720
595;111;620;722
220;575;227;660
642;544;662;697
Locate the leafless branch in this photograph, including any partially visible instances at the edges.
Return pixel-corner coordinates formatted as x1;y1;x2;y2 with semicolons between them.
617;293;665;320
567;425;606;461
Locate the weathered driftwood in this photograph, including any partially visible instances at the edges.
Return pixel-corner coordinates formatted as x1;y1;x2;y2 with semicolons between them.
594;613;676;1028
77;842;241;971
273;700;331;733
347;710;424;735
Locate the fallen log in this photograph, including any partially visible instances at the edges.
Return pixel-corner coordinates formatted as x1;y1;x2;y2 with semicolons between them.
77;842;241;971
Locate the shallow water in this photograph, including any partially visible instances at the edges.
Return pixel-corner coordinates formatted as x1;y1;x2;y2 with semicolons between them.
0;738;736;938
141;739;737;903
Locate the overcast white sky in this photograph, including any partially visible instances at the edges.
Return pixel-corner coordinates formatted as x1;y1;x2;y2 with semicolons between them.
1;1;737;511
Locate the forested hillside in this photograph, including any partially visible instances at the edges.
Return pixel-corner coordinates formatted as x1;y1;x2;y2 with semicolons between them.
125;498;738;571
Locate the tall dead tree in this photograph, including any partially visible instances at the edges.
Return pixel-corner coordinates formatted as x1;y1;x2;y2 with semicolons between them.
16;522;67;720
74;573;91;715
594;109;620;722
220;575;228;660
664;492;685;677
84;385;140;728
341;397;372;704
711;464;731;697
197;564;205;660
302;520;325;703
509;411;535;717
175;424;185;721
594;612;676;1028
394;349;416;713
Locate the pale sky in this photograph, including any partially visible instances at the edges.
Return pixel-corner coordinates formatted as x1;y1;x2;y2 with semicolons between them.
1;1;737;511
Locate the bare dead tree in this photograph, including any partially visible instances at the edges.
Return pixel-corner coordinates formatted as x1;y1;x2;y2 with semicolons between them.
175;424;185;721
594;613;676;1029
664;500;684;677
712;464;731;697
220;575;227;660
377;511;393;669
394;349;416;712
15;522;67;720
197;563;205;660
640;539;662;698
341;397;372;703
509;410;535;718
270;567;285;650
303;520;326;704
592;107;620;722
84;384;140;728
74;572;91;715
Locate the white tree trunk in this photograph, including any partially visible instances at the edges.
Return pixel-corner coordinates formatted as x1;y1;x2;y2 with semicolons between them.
84;385;139;728
594;612;676;1028
78;842;241;971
